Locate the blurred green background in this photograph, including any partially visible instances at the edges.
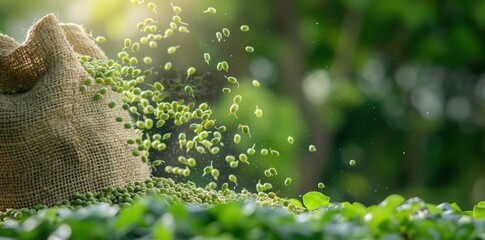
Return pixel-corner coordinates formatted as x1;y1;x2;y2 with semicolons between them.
1;0;485;209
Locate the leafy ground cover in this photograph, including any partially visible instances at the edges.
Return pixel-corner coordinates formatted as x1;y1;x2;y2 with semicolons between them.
1;194;485;239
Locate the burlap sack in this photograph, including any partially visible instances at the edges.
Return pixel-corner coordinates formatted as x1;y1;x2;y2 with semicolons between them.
0;14;150;209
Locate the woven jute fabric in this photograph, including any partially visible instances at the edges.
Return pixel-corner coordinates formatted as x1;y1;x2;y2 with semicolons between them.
0;14;150;210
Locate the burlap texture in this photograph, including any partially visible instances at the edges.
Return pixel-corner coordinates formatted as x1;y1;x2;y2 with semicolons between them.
0;14;150;209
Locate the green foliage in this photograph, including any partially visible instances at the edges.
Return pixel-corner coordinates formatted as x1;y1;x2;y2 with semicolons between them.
1;195;485;239
302;191;330;210
473;201;485;220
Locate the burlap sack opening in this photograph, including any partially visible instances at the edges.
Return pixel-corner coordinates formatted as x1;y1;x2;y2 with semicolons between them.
0;14;150;210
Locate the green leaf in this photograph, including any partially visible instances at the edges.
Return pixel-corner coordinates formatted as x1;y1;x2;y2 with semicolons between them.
449;202;462;212
302;191;330;210
211;202;245;230
463;210;473;217
379;194;405;210
153;221;174;240
289;198;303;208
473;201;485;219
114;199;147;231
